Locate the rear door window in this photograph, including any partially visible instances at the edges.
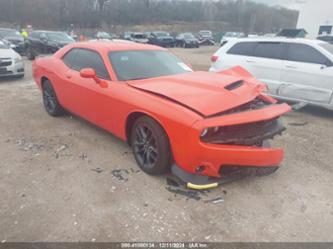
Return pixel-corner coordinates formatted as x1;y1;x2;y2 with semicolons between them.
285;43;329;65
227;42;256;56
70;48;110;80
253;42;283;60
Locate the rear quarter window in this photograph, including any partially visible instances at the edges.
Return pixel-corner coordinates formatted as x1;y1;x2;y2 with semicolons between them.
227;42;256;56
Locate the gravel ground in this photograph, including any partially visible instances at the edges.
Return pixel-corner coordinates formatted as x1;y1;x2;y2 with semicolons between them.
0;46;332;242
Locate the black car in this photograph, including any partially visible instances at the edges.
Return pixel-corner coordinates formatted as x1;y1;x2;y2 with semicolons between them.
175;33;199;48
148;31;174;47
0;28;25;54
26;30;75;60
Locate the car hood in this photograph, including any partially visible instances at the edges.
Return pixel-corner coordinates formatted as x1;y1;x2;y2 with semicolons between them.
127;71;262;117
6;36;24;42
0;48;17;58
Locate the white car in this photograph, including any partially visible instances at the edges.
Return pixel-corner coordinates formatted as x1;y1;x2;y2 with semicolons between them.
0;40;24;78
210;38;333;110
220;32;245;46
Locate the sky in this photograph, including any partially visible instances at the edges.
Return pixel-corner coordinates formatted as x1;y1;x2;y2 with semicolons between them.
253;0;333;38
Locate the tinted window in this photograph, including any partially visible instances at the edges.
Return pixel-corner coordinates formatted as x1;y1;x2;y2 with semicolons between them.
254;42;283;59
62;48;79;68
30;32;39;38
286;43;328;64
227;42;256;56
109;50;191;81
46;32;74;42
71;49;110;80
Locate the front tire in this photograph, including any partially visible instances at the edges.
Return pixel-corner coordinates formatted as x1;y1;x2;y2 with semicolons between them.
42;80;65;117
131;116;171;175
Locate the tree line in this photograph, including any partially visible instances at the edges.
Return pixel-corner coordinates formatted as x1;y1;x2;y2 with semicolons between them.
0;0;298;33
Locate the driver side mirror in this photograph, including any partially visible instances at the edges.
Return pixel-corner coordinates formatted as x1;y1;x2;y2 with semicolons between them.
80;68;101;84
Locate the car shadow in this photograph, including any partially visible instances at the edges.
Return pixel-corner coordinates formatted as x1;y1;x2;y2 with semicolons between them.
0;76;24;82
298;105;333;119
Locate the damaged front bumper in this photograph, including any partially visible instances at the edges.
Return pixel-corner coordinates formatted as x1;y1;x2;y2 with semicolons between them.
172;103;291;189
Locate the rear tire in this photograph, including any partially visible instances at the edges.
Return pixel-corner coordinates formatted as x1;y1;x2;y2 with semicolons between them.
42;79;65;117
130;116;171;175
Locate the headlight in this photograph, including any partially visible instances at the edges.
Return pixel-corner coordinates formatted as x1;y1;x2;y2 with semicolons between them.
200;127;219;138
14;57;23;64
200;128;209;138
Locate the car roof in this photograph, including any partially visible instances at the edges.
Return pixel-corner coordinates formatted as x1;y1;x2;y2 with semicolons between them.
71;40;166;53
231;37;327;45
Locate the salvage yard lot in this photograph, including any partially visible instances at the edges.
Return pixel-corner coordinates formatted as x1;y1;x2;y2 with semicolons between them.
0;46;333;242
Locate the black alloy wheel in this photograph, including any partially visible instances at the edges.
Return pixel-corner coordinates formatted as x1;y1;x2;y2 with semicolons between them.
42;80;64;116
131;116;171;175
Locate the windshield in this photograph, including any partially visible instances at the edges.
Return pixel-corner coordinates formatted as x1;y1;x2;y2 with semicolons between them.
109;50;192;81
0;40;9;49
320;43;333;55
0;30;20;38
46;32;74;42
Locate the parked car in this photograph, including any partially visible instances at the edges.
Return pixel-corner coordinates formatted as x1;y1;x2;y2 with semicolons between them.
95;31;112;40
0;40;24;78
122;32;133;40
32;41;290;189
148;31;174;47
175;33;199;48
129;32;149;44
26;30;75;60
220;32;246;46
198;30;215;45
210;38;333;110
317;35;333;44
0;28;25;54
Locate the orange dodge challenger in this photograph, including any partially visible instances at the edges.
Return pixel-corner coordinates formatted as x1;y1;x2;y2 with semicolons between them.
33;41;291;189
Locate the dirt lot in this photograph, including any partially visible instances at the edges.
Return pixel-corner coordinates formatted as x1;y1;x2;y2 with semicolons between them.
0;46;333;242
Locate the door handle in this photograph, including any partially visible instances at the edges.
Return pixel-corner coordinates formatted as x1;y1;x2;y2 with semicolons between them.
285;64;297;69
65;73;72;79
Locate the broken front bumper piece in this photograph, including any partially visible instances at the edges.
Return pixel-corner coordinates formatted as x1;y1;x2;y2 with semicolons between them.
172;161;279;190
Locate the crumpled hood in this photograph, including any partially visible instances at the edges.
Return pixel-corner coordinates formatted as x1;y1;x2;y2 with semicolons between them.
127;71;263;117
